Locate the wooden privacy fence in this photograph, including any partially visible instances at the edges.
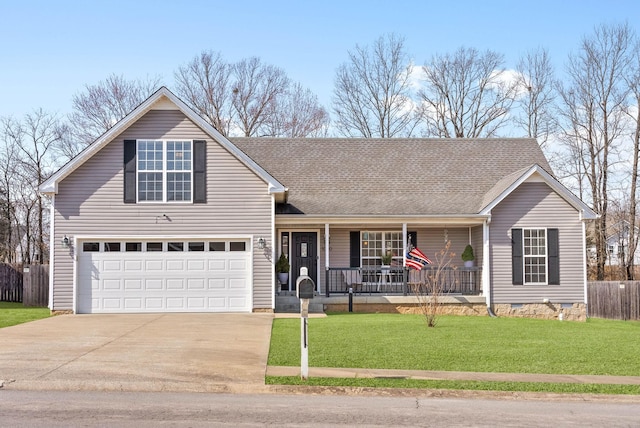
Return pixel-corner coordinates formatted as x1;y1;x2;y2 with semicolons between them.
0;263;49;307
0;263;23;302
588;281;640;321
23;264;49;307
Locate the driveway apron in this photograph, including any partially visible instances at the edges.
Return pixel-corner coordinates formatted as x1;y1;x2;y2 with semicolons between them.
0;313;274;392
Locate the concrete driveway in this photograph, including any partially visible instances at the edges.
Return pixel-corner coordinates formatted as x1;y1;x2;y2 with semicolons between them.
0;313;274;393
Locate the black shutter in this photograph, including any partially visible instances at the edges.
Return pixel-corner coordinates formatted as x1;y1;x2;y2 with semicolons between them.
193;140;206;203
123;140;136;203
548;228;560;285
408;231;417;248
512;228;523;285
349;231;360;267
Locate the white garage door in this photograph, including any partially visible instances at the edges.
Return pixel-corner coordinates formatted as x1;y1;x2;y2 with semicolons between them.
77;239;251;313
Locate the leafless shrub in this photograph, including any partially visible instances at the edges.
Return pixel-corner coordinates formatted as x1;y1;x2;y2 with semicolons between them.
409;241;457;327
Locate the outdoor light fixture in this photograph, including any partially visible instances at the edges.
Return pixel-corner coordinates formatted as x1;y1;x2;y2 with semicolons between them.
257;237;266;249
61;235;70;248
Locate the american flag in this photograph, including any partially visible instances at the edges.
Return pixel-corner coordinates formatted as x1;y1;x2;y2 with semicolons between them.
405;247;432;270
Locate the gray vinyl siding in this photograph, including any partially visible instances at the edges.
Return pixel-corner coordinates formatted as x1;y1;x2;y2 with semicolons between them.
489;182;585;304
52;109;273;311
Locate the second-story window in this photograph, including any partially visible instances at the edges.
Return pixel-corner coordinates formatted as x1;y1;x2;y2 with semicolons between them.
137;140;192;202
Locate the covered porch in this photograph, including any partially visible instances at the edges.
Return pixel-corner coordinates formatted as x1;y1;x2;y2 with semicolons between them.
275;217;490;301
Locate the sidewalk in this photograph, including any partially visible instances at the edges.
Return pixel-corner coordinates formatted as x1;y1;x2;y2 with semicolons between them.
266;366;640;385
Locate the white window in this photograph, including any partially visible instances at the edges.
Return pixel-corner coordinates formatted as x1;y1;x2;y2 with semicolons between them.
361;231;403;270
523;228;547;284
137;140;192;202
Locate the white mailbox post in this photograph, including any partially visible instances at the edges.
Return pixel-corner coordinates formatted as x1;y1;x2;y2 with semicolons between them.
296;266;315;380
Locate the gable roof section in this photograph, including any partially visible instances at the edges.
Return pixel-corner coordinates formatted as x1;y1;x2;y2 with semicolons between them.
39;87;285;195
232;138;557;216
479;164;597;220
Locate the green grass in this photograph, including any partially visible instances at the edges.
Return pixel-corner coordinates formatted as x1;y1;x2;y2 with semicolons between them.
268;314;640;376
0;302;50;328
266;376;640;395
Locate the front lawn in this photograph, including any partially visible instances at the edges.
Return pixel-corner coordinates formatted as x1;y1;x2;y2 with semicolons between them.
0;302;50;328
268;314;640;376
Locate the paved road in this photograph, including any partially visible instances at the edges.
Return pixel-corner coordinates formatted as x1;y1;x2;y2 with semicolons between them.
1;390;639;427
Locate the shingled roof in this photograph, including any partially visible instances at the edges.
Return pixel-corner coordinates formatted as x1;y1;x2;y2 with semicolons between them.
231;138;552;216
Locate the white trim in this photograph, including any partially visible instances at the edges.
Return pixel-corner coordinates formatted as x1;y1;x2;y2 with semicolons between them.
521;227;549;286
47;195;55;310
72;235;78;313
324;223;330;293
39;87;286;195
271;195;276;309
582;221;588;306
136;139;194;203
480;165;597;220
483;218;491;307
402;223;407;267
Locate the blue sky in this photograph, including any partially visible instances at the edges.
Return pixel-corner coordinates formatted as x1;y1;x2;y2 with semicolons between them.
0;0;638;118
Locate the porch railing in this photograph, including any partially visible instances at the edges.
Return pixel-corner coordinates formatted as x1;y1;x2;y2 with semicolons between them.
325;266;482;297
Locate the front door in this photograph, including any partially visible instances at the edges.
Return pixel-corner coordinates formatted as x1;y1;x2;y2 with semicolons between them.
291;232;317;291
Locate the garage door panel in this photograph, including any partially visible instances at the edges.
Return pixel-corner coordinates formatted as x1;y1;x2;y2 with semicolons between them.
166;297;185;309
145;279;163;290
145;260;163;271
124;298;142;309
77;241;251;313
167;279;185;290
208;260;226;271
208;278;226;289
125;279;143;290
103;279;122;290
187;259;206;270
166;260;185;271
103;298;122;310
229;259;247;270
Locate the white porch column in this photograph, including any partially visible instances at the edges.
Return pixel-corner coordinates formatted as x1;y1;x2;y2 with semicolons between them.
324;223;330;294
402;223;407;266
483;217;491;307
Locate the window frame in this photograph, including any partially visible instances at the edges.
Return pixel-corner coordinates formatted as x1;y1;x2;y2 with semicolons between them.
136;139;193;203
360;231;403;269
522;228;548;285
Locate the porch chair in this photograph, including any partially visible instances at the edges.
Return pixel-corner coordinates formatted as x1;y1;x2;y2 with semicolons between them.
343;270;362;292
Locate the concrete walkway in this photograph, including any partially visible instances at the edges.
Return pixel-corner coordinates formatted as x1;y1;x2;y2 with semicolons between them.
266;366;640;385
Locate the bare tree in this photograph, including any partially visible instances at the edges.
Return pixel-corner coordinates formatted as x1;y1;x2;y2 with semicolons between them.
231;57;290;137
2;110;64;263
557;23;634;280
0;140;19;262
514;47;557;148
420;46;516;138
68;74;161;153
623;39;640;279
263;82;330;137
332;33;421;138
174;51;234;136
176;53;326;137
